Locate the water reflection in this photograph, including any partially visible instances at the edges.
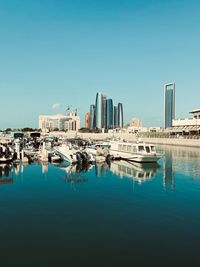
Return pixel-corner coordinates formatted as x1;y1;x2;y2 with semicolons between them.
161;145;200;182
52;162;92;184
110;160;160;184
163;150;174;191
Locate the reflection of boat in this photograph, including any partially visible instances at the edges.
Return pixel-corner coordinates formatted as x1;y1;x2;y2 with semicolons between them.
0;177;13;185
110;160;160;183
0;164;13;185
109;140;162;163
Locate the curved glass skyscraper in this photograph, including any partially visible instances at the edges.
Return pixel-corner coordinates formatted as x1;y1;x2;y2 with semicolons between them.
95;93;103;129
90;104;96;129
118;103;123;128
106;99;113;129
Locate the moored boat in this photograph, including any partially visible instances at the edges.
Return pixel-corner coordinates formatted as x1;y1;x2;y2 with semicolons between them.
108;140;162;163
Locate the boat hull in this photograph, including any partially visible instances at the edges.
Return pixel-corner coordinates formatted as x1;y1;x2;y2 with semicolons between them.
109;150;161;163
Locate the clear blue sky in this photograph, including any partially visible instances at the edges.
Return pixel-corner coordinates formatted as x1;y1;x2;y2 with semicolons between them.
0;0;200;129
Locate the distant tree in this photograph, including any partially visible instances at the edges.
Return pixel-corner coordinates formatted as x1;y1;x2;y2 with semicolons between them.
21;127;35;132
5;128;12;132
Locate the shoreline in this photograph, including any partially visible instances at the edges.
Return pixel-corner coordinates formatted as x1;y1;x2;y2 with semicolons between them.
49;132;200;148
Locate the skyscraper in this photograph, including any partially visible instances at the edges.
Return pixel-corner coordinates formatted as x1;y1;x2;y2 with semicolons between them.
95;92;103;129
114;106;118;128
85;112;91;129
164;83;175;128
90;104;96;129
106;99;113;129
118;103;123;128
102;95;107;129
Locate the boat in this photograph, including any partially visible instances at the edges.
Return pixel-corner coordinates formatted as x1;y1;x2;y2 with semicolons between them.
84;143;111;163
0;145;15;164
108;140;162;163
54;144;94;164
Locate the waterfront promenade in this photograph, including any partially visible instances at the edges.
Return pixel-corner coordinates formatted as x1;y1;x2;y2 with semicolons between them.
49;132;200;148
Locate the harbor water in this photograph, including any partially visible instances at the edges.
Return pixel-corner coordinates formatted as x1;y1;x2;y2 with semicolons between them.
0;145;200;266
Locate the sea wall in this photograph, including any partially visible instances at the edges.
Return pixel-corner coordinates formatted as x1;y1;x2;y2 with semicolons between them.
50;131;200;148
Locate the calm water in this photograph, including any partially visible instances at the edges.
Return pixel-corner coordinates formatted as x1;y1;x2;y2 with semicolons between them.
1;145;200;267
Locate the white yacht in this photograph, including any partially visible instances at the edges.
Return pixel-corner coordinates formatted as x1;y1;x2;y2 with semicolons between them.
109;140;162;163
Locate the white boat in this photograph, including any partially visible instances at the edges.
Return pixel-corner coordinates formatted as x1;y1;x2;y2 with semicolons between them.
54;144;77;164
109;140;162;163
54;144;94;164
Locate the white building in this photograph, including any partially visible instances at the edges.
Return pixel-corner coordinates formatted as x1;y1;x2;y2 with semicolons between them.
39;112;80;132
171;109;200;134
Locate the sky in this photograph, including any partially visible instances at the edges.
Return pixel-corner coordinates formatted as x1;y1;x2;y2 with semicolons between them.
0;0;200;129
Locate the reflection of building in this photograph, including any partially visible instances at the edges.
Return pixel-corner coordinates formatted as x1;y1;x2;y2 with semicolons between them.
164;83;175;128
163;150;174;191
39;112;80;132
85;112;91;129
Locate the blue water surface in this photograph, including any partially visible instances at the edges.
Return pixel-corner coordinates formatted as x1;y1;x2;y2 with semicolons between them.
0;145;200;267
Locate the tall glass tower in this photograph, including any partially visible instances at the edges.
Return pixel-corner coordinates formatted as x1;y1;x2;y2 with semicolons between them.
164;83;175;128
102;95;107;129
106;99;113;129
95;92;103;129
114;106;118;128
90;104;96;129
118;103;124;128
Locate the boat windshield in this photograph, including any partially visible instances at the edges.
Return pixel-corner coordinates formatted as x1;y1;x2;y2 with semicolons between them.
145;146;150;153
138;145;145;152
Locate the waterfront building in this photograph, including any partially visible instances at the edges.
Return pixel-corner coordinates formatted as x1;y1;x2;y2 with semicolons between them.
164;83;175;128
85;112;91;129
114;106;118;128
170;108;200;135
90;105;96;129
39;112;80;132
118;103;124;128
95;92;103;129
106;99;113;129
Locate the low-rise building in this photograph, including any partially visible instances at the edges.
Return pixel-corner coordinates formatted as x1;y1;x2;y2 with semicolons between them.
39;112;80;132
170;109;200;134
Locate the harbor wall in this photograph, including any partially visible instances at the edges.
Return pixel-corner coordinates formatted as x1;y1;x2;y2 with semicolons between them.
50;132;200;148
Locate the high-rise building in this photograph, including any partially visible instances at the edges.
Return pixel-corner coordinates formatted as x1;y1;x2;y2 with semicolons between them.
91;92;123;130
90;104;96;129
106;99;113;129
102;95;107;129
114;106;118;128
95;92;103;129
85;112;91;129
118;103;124;128
164;83;175;128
